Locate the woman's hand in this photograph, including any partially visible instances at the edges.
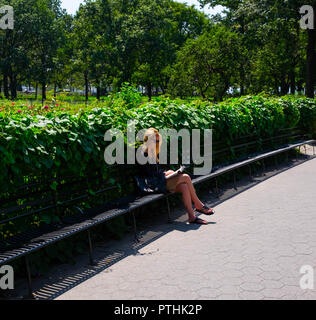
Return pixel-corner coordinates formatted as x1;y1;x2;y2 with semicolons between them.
164;170;175;177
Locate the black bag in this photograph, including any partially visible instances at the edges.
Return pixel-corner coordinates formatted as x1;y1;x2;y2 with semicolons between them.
134;172;168;194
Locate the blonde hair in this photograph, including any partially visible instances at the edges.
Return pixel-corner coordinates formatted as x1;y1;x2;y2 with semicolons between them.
142;128;162;163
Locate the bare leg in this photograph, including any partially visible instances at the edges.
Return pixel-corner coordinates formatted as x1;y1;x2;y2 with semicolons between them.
175;174;205;210
175;183;195;220
175;183;207;224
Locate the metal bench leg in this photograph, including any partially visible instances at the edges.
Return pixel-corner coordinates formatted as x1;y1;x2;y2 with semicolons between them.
131;211;140;243
249;165;253;181
215;178;220;198
24;256;33;299
233;171;237;191
274;156;278;170
87;230;96;266
261;159;266;176
166;197;172;223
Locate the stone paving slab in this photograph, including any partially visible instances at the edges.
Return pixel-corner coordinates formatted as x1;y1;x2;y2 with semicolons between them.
56;157;316;300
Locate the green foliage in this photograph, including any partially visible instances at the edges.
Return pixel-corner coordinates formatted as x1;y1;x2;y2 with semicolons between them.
1;0;315;102
169;24;241;101
282;95;316;134
1;94;314;198
1;94;315;274
113;82;143;109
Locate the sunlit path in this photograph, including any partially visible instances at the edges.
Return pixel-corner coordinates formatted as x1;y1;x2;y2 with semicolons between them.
56;158;316;300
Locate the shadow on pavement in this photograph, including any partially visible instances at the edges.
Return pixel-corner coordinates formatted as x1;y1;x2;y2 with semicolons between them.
9;150;316;300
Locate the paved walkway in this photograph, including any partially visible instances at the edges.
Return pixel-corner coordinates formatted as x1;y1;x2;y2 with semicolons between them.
57;158;316;300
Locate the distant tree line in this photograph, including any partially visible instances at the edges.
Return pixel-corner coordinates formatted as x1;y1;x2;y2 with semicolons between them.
0;0;315;101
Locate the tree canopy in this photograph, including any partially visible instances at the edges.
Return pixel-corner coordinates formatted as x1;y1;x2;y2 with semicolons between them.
0;0;315;100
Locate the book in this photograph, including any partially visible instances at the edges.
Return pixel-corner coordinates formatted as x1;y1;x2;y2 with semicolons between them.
165;165;186;180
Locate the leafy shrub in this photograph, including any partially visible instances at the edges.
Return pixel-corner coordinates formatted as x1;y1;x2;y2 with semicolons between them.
1;94;315;196
112;82;143;109
0;94;315;274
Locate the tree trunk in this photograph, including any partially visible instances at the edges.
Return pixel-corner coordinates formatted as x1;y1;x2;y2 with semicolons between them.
54;83;57;97
100;86;107;96
290;71;296;95
240;85;245;96
147;83;152;101
198;84;206;99
35;82;38;100
9;73;17;100
41;82;46;101
4;73;9;99
217;82;229;102
274;76;279;95
280;78;289;96
306;29;316;98
96;79;101;101
84;71;89;101
297;80;304;94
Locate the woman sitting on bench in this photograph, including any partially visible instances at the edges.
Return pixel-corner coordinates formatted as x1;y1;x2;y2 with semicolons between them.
140;128;215;225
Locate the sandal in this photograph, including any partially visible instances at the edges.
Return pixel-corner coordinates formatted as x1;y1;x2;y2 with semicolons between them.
188;217;208;225
195;205;215;216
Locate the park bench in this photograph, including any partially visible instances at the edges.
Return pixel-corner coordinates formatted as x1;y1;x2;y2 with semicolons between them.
0;128;315;298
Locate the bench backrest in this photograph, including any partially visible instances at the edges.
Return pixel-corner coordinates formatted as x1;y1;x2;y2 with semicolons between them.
0;163;141;241
0;126;310;241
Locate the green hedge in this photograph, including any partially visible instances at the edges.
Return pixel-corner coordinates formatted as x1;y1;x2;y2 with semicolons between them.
1;95;315;197
1;94;316;275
